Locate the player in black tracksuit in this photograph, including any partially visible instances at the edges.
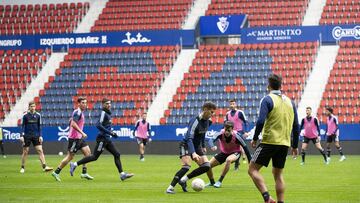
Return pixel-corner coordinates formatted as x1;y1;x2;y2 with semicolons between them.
166;101;217;194
70;98;134;181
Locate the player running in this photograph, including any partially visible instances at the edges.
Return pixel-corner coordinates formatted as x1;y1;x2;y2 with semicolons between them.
52;97;93;181
69;98;134;181
133;112;151;161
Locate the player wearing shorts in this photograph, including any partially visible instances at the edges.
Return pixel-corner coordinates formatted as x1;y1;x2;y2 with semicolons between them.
69;98;134;181
325;107;346;162
166;101;216;194
20;101;53;173
133;112;151;161
52;97;93;181
248;74;299;203
206;121;251;188
299;107;328;165
225;99;250;170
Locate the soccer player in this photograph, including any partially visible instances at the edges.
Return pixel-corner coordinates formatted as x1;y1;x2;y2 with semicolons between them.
248;74;299;203
52;97;93;182
133;112;151;161
206;121;251;188
0;126;6;158
20;101;53;173
299;107;328;165
69;98;134;181
166;101;217;194
325;107;346;162
225;99;250;170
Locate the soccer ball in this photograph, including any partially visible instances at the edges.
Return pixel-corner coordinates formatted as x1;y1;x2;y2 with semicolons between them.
191;178;205;192
58;151;63;156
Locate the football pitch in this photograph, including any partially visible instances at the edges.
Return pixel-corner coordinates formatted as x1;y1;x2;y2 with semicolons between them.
0;155;359;202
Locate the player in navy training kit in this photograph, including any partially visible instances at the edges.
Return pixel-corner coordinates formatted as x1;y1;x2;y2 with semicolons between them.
166;101;217;194
20;101;53;173
70;98;134;181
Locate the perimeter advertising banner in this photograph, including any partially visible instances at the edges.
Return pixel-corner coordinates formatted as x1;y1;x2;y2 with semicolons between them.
241;24;360;43
0;29;195;50
1;124;359;142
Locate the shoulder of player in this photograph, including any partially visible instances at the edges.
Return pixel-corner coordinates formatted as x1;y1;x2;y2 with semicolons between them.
236;109;245;114
73;108;82;115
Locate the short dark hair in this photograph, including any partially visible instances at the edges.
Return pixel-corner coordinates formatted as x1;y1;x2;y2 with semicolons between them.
268;74;282;90
77;97;86;103
202;101;217;111
326;106;333;114
224;121;234;129
229;99;235;103
306;106;312;110
28;101;35;107
102;98;111;104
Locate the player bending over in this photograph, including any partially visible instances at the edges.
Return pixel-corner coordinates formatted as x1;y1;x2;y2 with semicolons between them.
206;121;252;188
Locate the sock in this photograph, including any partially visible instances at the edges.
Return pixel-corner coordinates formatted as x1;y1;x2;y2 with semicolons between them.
82;166;87;174
120;172;125;175
218;175;225;182
301;150;305;162
209;178;215;185
187;162;211;179
21;165;24;169
234;159;239;168
42;164;46;169
262;191;270;202
336;147;344;156
320;149;327;161
326;149;331;157
55;167;62;174
180;175;189;182
170;166;190;187
74;162;78;167
278;201;284;203
140;154;144;159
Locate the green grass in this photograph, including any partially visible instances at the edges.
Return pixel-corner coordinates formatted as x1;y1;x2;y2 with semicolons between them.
0;155;359;202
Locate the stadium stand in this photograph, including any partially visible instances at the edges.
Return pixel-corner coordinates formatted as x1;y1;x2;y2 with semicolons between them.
205;0;309;27
36;46;179;126
91;0;193;32
320;0;360;25
161;42;318;125
0;48;50;122
317;40;360;124
0;2;89;35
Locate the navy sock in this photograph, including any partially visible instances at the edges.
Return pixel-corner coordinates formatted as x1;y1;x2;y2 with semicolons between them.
55;167;62;174
170;166;189;187
262;191;270;202
218;175;225;182
187;162;210;179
